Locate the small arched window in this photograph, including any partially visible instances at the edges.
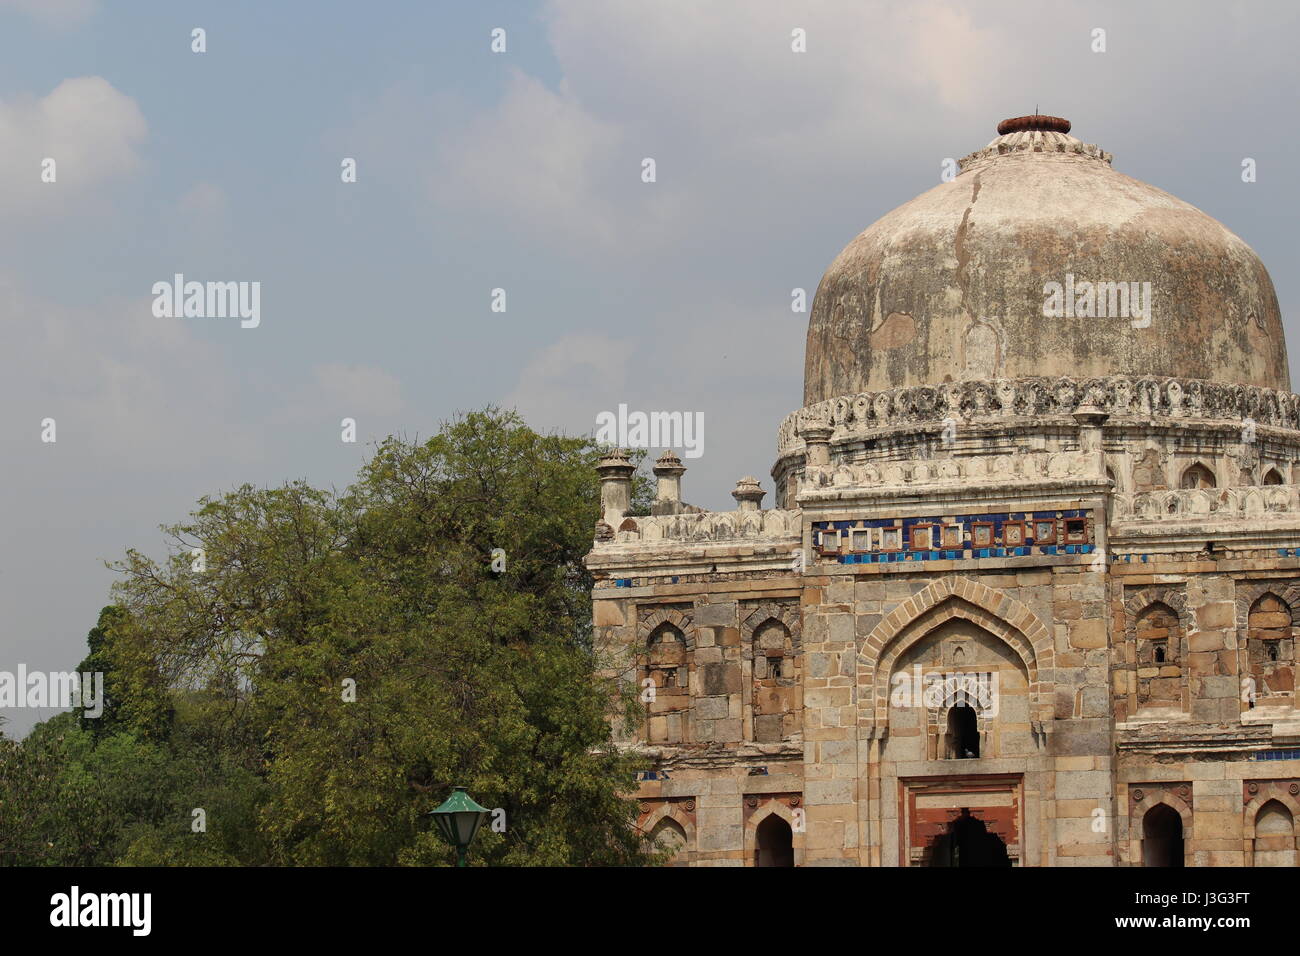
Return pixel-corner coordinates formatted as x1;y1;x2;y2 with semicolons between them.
1179;463;1216;489
1263;468;1284;486
945;704;980;759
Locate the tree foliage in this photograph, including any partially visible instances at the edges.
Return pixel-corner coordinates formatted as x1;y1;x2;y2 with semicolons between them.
0;409;656;866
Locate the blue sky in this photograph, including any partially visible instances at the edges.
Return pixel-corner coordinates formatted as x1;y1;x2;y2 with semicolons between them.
3;0;1298;735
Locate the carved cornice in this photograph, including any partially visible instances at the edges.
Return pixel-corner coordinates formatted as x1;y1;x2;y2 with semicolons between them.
1116;723;1273;754
777;376;1300;458
591;508;801;547
797;449;1101;497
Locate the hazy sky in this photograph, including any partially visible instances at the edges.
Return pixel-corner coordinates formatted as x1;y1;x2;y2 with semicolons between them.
3;0;1298;736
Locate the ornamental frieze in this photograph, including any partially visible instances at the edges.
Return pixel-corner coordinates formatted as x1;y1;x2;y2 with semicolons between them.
1113;486;1298;521
799;449;1100;493
776;375;1300;456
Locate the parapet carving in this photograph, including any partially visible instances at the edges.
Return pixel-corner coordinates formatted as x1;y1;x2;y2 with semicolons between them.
1113;486;1298;521
776;376;1300;457
799;450;1100;493
597;509;801;545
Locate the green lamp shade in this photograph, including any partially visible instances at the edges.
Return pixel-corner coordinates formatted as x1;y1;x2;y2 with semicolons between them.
431;786;490;849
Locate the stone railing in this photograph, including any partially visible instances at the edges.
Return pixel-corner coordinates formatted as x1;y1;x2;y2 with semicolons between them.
776;375;1300;457
597;509;800;545
799;450;1101;494
1113;485;1300;522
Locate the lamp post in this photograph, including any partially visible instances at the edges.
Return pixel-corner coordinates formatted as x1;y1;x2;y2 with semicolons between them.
430;786;491;867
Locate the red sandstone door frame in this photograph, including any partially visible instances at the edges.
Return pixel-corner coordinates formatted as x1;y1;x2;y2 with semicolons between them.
899;773;1024;866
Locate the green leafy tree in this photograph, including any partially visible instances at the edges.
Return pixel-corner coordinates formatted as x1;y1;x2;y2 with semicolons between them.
76;605;173;742
99;409;653;865
0;714;180;865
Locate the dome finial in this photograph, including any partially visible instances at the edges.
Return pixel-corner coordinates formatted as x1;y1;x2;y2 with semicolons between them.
997;113;1071;135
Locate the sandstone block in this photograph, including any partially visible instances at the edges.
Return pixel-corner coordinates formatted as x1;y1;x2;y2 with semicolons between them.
694;602;737;627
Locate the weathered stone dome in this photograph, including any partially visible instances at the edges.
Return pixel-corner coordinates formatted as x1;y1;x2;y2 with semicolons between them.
804;116;1289;405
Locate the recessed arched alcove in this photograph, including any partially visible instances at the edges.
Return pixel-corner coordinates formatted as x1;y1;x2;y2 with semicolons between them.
1251;800;1297;867
1179;462;1216;489
883;618;1031;763
647;817;688;863
859;577;1052;736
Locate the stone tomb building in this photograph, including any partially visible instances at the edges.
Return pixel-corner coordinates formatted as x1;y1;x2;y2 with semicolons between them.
585;116;1300;866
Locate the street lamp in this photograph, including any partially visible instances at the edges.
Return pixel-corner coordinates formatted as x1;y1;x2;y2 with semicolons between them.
430;786;491;867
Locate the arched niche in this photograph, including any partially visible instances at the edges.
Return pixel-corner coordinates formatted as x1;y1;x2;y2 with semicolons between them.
858;576;1052;734
1243;790;1300;867
1251;800;1297;867
643;622;690;744
883;617;1031;763
1179;462;1216;489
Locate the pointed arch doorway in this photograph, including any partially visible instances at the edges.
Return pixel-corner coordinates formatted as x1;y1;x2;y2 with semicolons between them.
902;774;1024;866
754;814;794;867
925;808;1012;867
